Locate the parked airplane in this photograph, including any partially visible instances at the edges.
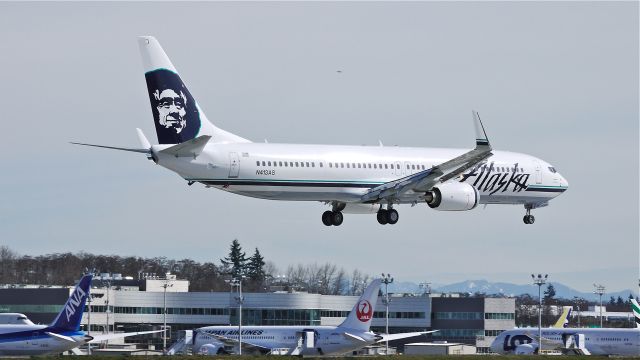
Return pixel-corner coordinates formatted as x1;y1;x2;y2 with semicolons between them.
491;301;640;355
188;279;433;355
0;274;161;355
73;36;568;226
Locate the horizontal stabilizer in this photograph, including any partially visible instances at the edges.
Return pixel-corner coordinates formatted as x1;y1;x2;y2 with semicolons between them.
46;332;79;344
70;142;150;154
343;332;367;342
159;135;211;157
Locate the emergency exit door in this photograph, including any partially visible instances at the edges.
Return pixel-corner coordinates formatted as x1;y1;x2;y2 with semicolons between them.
229;152;240;178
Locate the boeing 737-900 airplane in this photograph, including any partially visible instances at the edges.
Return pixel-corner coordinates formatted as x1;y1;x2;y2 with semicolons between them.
74;36;568;226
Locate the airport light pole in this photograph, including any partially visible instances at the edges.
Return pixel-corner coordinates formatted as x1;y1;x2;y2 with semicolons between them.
87;293;93;355
231;277;246;355
531;274;547;354
381;273;394;355
105;280;111;334
593;284;606;328
162;279;173;355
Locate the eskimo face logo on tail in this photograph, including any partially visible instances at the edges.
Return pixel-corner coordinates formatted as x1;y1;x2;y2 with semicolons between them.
65;286;86;322
356;300;373;322
145;69;201;144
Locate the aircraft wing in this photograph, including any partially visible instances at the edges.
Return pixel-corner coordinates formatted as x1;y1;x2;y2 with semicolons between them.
87;330;164;343
361;111;492;203
45;331;79;344
206;333;272;353
375;330;438;342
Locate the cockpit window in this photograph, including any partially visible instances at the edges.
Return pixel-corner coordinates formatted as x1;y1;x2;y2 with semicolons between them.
548;166;557;173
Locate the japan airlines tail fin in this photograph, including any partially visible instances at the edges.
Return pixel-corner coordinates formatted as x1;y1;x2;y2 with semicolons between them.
138;36;250;145
338;279;382;331
49;274;92;332
631;298;640;328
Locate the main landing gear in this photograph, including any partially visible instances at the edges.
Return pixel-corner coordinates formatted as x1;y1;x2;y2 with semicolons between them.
322;210;343;226
377;206;399;225
523;207;535;225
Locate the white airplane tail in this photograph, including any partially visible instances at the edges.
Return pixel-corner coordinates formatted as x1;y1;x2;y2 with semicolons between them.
338;279;381;331
631;298;640;328
137;36;250;145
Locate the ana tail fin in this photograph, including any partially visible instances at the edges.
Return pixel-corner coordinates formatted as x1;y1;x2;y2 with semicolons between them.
137;36;250;145
339;279;382;331
49;274;92;332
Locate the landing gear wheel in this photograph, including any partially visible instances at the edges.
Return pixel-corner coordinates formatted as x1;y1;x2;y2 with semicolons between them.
523;214;535;224
377;210;389;225
387;209;399;224
331;211;343;226
322;211;333;226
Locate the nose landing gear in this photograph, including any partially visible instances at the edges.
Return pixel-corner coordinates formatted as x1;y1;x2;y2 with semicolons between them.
523;207;535;224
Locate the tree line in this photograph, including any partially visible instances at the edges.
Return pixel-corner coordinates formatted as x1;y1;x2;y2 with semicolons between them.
0;242;370;295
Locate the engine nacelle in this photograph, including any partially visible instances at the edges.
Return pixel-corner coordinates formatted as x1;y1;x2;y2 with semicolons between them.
515;343;538;355
426;182;479;211
198;344;225;356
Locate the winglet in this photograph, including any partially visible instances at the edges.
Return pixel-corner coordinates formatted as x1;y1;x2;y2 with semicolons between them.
472;110;491;148
136;128;151;149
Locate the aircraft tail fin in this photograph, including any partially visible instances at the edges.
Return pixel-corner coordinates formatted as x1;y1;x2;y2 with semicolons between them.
631;298;640;328
49;274;92;332
552;306;572;328
137;36;250;145
338;279;381;331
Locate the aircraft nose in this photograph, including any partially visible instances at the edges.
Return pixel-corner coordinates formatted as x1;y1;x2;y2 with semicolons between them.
490;337;501;353
560;173;569;189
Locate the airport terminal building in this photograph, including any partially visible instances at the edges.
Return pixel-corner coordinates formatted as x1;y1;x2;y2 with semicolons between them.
0;275;515;353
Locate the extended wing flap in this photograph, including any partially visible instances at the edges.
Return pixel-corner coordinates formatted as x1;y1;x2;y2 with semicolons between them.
159;135;211;157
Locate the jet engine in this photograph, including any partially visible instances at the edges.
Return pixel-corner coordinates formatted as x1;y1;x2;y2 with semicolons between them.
515;343;538;355
198;344;225;356
425;182;479;211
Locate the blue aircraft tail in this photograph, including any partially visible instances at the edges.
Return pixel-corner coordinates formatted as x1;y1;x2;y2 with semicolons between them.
49;274;92;332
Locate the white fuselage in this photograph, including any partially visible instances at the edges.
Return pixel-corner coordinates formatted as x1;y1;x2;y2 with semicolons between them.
194;325;377;355
491;327;640;356
0;325;87;356
153;143;568;205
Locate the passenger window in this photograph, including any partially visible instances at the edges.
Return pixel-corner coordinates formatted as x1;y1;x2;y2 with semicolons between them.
412;165;415;170
262;161;266;166
368;164;372;168
329;163;332;168
290;162;293;167
352;163;355;168
285;162;288;167
407;164;410;169
319;163;323;167
374;164;377;169
295;162;299;167
306;162;310;167
256;161;260;166
268;161;271;166
340;163;344;168
378;164;382;169
301;162;305;167
347;163;350;168
358;163;361;168
385;164;388;169
422;165;425;170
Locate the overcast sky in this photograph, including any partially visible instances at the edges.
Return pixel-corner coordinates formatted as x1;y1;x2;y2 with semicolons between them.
0;2;637;293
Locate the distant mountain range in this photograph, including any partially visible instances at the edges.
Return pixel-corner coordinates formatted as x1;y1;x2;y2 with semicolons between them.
388;280;637;302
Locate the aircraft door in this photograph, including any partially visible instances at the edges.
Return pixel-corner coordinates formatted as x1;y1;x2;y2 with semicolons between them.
229;152;240;178
533;161;542;184
394;161;401;176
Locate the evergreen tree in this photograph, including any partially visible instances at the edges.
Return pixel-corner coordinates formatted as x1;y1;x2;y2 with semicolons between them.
543;284;556;303
247;248;266;283
220;239;247;278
